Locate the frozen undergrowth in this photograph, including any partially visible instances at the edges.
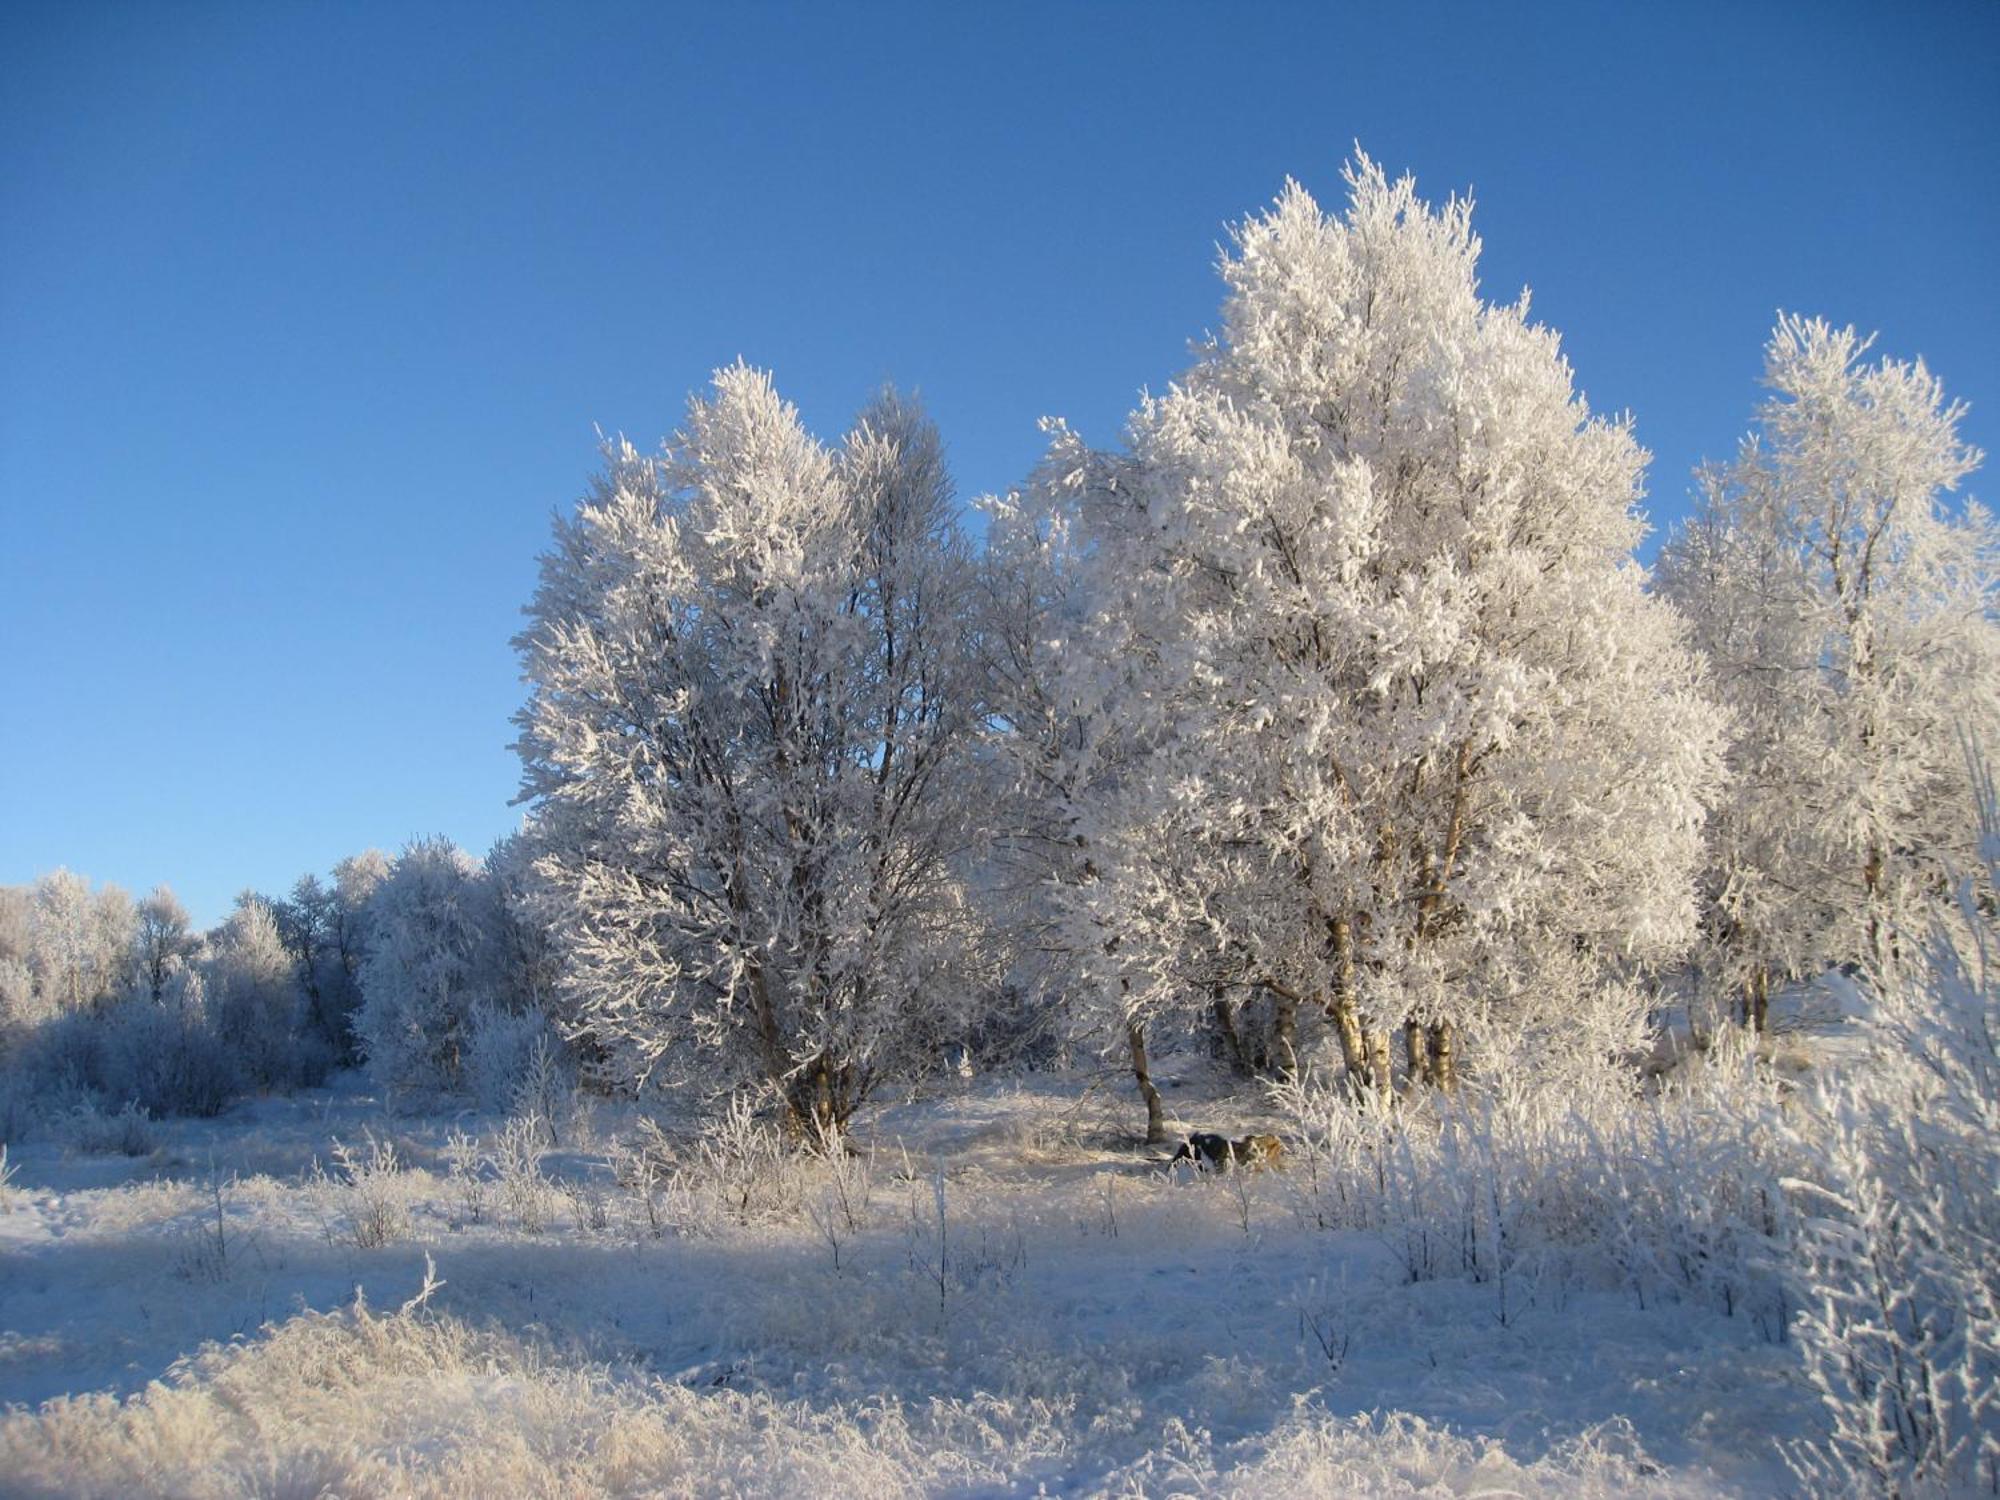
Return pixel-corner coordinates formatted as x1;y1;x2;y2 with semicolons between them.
0;1062;1815;1497
0;1295;1716;1499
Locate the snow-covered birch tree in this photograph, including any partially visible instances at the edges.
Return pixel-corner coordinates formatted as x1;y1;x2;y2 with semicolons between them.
514;370;986;1132
133;885;194;1005
1658;317;1999;1027
354;837;497;1097
984;469;1212;1135
1041;156;1726;1097
21;870;135;1018
207;894;306;1088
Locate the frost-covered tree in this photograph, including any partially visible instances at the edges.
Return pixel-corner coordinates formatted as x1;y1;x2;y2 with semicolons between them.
90;883;136;1004
275;876;335;1027
134;885;195;1005
328;849;389;1061
0;889;33;1043
484;832;562;1016
354;837;496;1097
0;958;31;1041
23;873;94;1018
16;870;136;1018
0;887;32;968
959;474;1120;1077
1659;317;1999;1027
206;894;305;1089
274;871;381;1060
514;372;987;1131
1038;156;1725;1098
982;478;1204;1134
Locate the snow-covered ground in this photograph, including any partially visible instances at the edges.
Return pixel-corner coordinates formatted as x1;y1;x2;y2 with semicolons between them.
0;1060;1815;1496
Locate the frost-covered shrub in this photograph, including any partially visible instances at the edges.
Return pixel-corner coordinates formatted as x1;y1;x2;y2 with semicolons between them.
0;1036;91;1144
463;1003;577;1140
96;994;238;1120
313;1132;415;1250
17;1007;103;1102
1277;1039;1795;1326
0;1278;1713;1500
604;1094;867;1239
606;1120;679;1237
462;1001;541;1113
1785;773;2000;1496
0;962;265;1130
690;1092;812;1227
513;1029;580;1145
489;1113;558;1233
0;1289;1061;1499
1107;1407;1685;1499
434;1111;568;1235
65;1098;157;1157
0;1074;36;1147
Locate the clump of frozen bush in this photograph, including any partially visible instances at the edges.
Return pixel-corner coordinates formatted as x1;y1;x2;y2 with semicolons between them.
310;1131;416;1250
0;1280;1696;1500
0;1283;1042;1498
464;1002;578;1143
435;1113;584;1236
95;981;240;1120
1276;1036;1798;1330
602;1092;876;1241
488;1113;558;1233
1783;773;2000;1496
0;940;328;1139
64;1098;158;1157
1;987;239;1136
462;1000;544;1113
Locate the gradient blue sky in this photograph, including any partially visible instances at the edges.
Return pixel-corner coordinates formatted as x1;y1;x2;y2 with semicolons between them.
4;2;1996;927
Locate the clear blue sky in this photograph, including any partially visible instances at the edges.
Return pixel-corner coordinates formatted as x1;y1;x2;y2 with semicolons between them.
4;1;1996;927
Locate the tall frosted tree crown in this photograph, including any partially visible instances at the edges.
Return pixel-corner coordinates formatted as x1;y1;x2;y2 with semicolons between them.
1022;154;1725;1091
1203;156;1647;568
512;367;988;1130
1659;314;1997;1006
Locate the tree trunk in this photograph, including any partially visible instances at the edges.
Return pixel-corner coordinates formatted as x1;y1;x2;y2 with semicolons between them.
782;1053;857;1138
1863;843;1888;953
1324;915;1373;1094
1271;993;1300;1080
1366;1028;1393;1097
1127;1022;1167;1145
1427;1021;1457;1093
1211;996;1253;1076
1404;1021;1431;1088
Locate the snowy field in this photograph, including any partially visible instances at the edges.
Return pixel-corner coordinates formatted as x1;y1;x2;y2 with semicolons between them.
0;1058;1811;1497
